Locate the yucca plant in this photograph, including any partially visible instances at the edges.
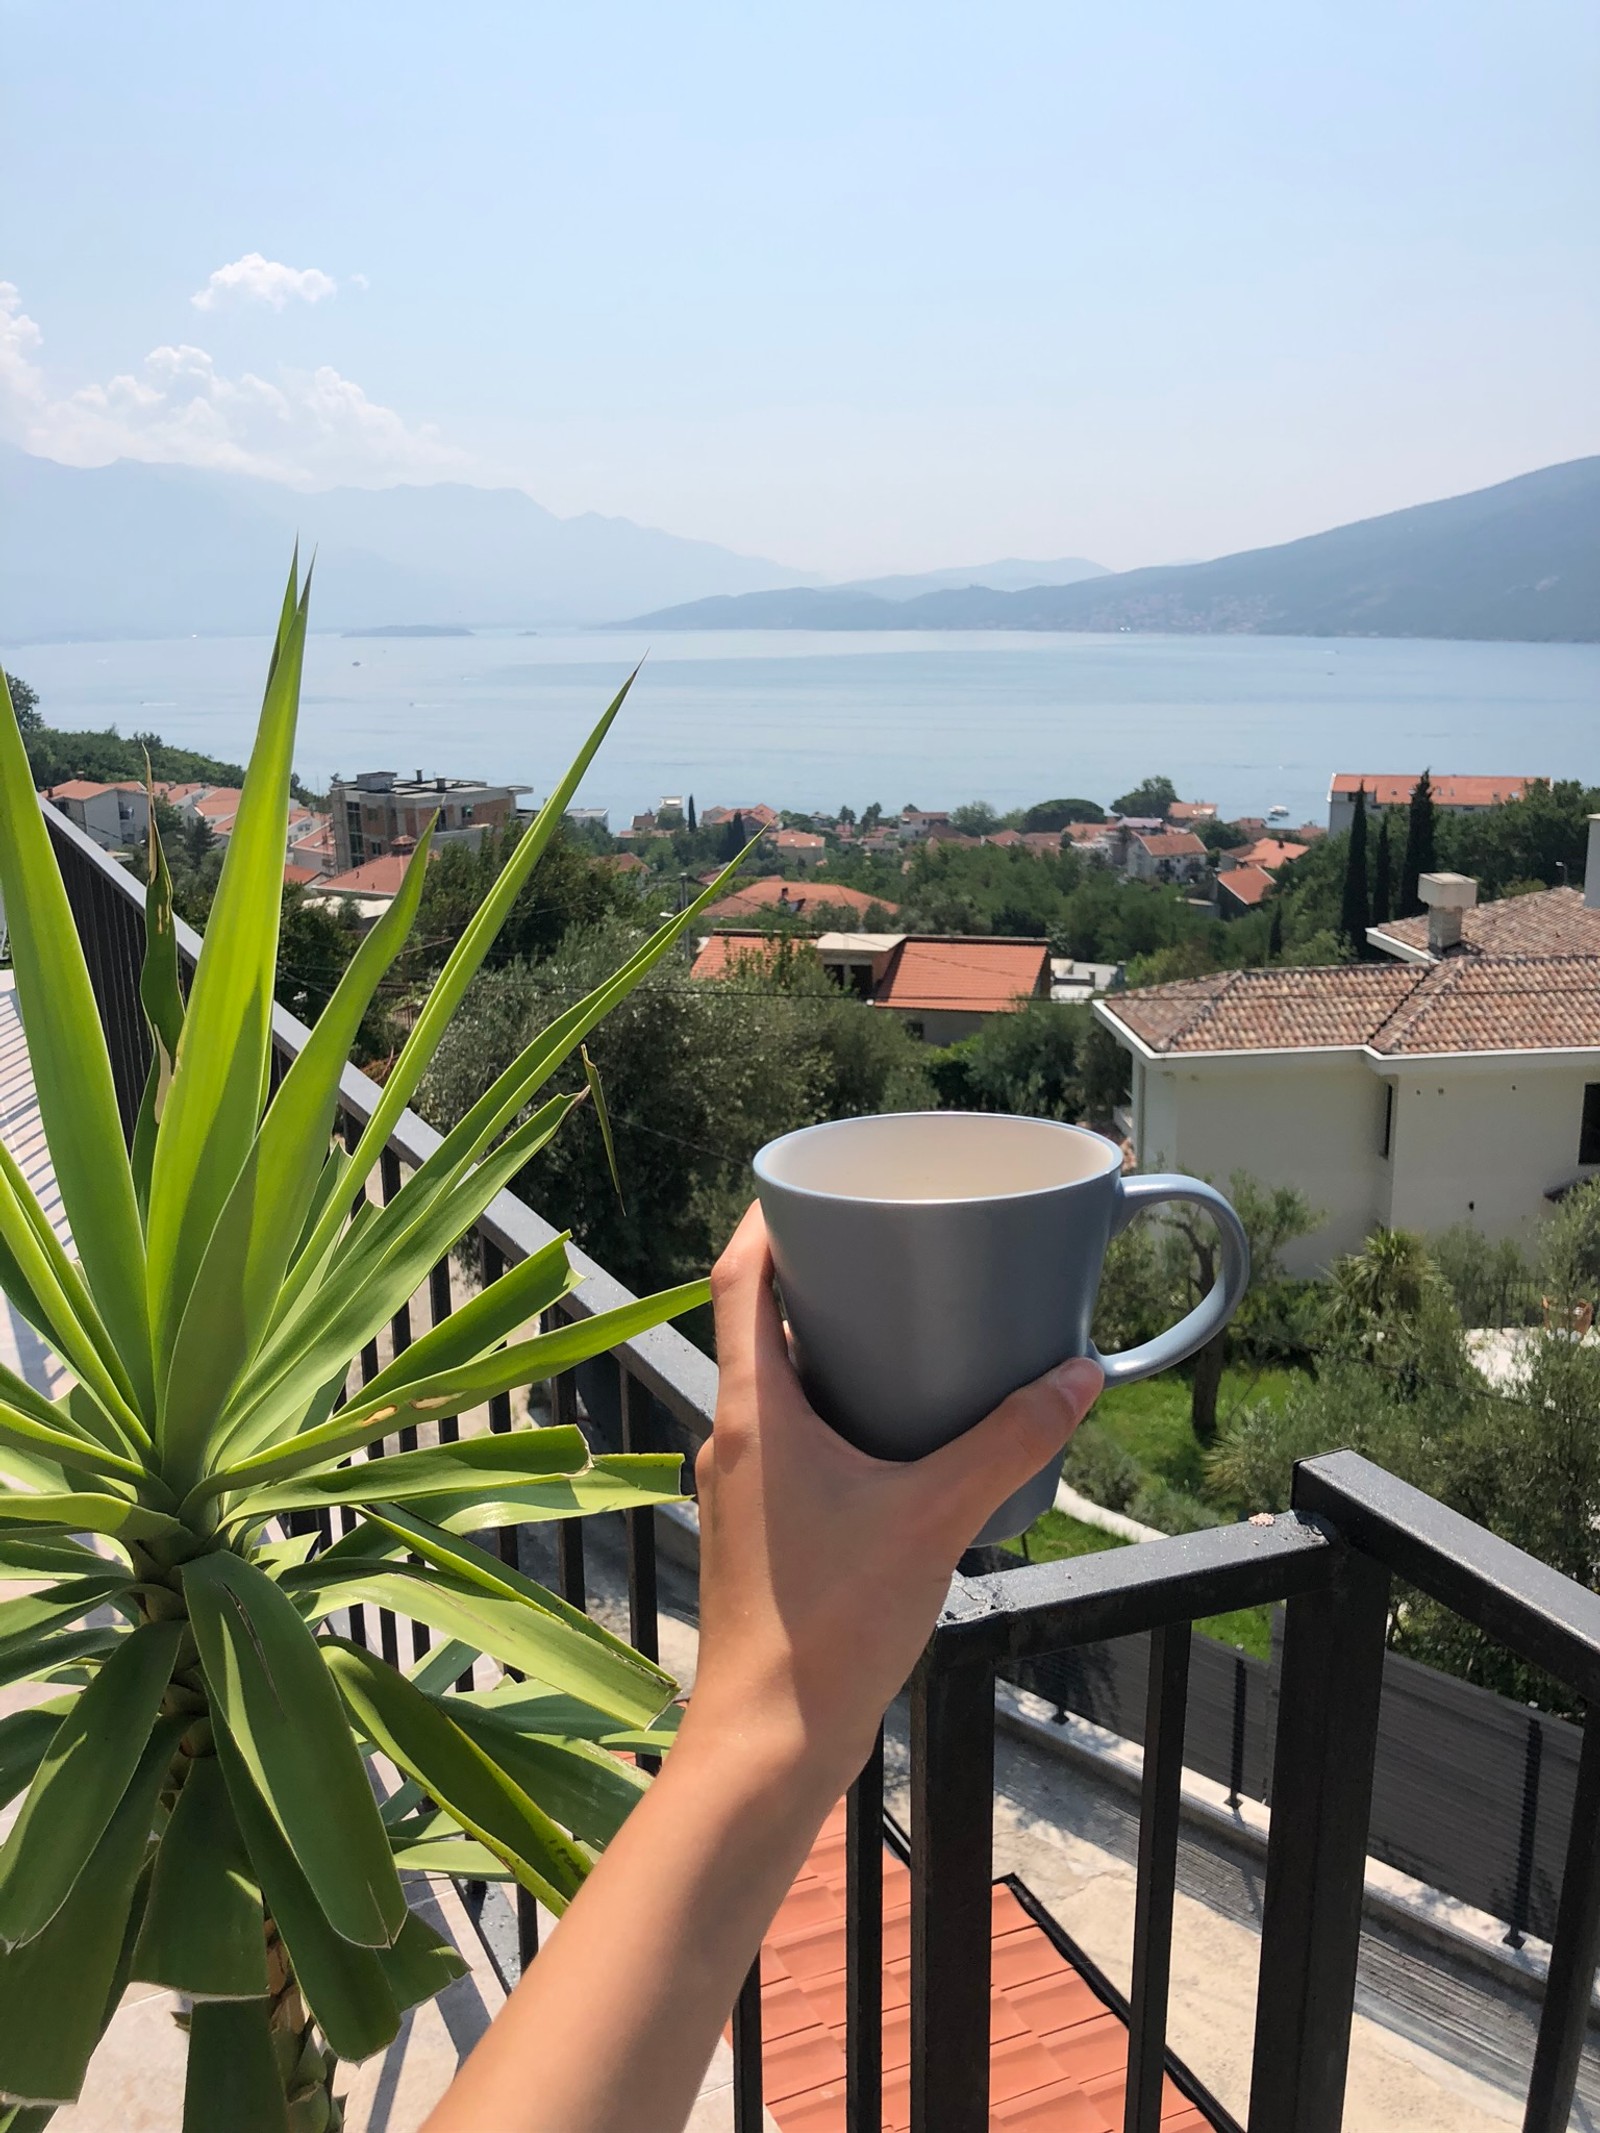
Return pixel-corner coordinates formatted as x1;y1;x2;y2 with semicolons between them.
0;563;743;2130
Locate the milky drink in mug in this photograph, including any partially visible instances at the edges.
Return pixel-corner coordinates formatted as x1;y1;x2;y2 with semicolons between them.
752;1112;1250;1544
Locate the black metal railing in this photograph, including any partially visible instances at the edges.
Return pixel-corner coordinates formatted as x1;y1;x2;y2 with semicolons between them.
41;799;1600;2133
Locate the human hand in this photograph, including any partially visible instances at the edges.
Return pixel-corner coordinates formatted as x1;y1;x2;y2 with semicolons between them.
682;1202;1103;1803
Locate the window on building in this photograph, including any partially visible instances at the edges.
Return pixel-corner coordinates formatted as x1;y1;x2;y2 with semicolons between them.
1581;1084;1600;1166
1380;1082;1395;1160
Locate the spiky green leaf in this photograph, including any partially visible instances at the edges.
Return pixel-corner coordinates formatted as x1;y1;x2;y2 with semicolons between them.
181;1551;406;1949
0;1619;180;1948
210;1722;403;2066
147;565;309;1408
0;675;150;1420
182;2000;287;2133
133;1753;268;1999
324;1640;590;1910
131;778;185;1226
0;1721;177;2108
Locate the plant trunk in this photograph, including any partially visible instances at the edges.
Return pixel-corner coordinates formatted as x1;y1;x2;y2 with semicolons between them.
1189;1330;1227;1447
267;1924;342;2132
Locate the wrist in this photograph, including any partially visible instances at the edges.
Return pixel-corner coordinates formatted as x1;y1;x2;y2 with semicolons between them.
668;1686;868;1820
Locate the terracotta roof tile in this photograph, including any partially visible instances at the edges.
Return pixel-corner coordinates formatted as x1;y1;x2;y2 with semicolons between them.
1217;865;1274;910
1133;830;1207;858
704;876;899;921
1228;838;1307;870
1106;954;1600;1057
876;939;1049;1013
1331;773;1533;808
744;1820;1225;2132
1373;886;1600;961
319;853;414;898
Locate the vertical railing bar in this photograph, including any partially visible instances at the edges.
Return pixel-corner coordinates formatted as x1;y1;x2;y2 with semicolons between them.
1522;1706;1600;2133
379;1149;429;1661
516;1886;540;1976
1505;1715;1543;1950
619;1366;660;1665
731;1957;764;2133
480;1236;521;1582
551;1368;587;1612
910;1648;995;2133
1247;1548;1390;2133
1227;1649;1247;1811
1125;1622;1191;2133
427;1255;473;1690
846;1725;885;2133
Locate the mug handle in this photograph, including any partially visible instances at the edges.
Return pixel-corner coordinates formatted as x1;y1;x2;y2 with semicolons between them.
1087;1173;1251;1388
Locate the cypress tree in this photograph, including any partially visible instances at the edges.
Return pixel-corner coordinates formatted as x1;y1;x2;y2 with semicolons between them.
1371;814;1393;926
1400;770;1437;917
1339;786;1371;951
686;794;697;833
1268;900;1284;960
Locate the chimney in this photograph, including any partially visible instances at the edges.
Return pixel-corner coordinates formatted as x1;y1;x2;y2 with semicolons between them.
1586;815;1600;911
1418;872;1478;954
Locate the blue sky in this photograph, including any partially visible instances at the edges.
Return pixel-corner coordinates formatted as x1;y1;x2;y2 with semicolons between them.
3;1;1596;574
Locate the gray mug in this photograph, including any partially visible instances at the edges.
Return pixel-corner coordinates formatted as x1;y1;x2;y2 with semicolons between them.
752;1112;1250;1544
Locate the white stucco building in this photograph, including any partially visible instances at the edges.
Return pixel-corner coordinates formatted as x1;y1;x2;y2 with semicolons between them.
1096;853;1600;1275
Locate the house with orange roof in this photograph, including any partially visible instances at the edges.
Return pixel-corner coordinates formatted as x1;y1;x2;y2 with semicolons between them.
1327;772;1534;836
42;779;149;850
1123;829;1209;887
770;827;826;870
702;877;899;925
1215;863;1275;917
694;927;1050;1043
1221;836;1308;873
1098;864;1600;1269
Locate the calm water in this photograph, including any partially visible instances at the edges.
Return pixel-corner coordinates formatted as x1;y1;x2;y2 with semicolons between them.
9;627;1598;825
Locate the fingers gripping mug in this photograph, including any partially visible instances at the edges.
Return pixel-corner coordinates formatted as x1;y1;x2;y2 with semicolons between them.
752;1112;1251;1545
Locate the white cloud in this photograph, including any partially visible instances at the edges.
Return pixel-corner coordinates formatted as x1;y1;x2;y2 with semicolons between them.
0;282;464;489
191;252;338;312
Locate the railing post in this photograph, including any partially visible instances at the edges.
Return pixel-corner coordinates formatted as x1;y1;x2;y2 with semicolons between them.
1247;1545;1390;2133
1522;1706;1600;2133
846;1725;885;2133
910;1635;994;2133
1125;1622;1191;2133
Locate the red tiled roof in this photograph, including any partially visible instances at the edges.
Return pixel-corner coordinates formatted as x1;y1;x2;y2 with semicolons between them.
1216;865;1274;910
704;877;899;921
876;939;1048;1014
1227;838;1307;871
703;803;781;829
190;785;244;819
45;778;143;801
690;932;790;981
1166;801;1216;823
1330;774;1533;809
1063;822;1112;846
1133;830;1206;859
319;854;414;898
1371;886;1600;962
606;852;649;873
747;1804;1216;2131
774;828;826;849
1104;954;1600;1057
283;863;320;887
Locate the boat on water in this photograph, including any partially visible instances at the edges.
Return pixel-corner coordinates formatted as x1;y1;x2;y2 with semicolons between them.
1267;803;1290;821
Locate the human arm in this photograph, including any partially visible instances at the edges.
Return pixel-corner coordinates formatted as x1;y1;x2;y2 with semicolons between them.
423;1200;1103;2133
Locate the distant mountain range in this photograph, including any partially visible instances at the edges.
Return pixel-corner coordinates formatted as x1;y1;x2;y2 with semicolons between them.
627;458;1600;642
0;448;1118;643
0;448;816;640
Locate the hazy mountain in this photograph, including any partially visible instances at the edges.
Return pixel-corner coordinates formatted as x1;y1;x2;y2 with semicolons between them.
0;447;814;640
629;459;1600;642
831;556;1108;600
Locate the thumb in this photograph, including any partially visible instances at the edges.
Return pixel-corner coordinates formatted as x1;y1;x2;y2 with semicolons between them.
916;1356;1104;1549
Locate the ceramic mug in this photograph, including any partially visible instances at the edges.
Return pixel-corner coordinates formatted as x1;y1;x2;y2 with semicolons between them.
752;1111;1250;1544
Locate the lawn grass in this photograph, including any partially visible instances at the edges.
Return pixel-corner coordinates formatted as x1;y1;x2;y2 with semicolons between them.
1091;1365;1301;1494
1006;1508;1274;1660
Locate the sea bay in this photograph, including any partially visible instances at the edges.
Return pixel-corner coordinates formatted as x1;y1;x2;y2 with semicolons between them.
9;626;1598;826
